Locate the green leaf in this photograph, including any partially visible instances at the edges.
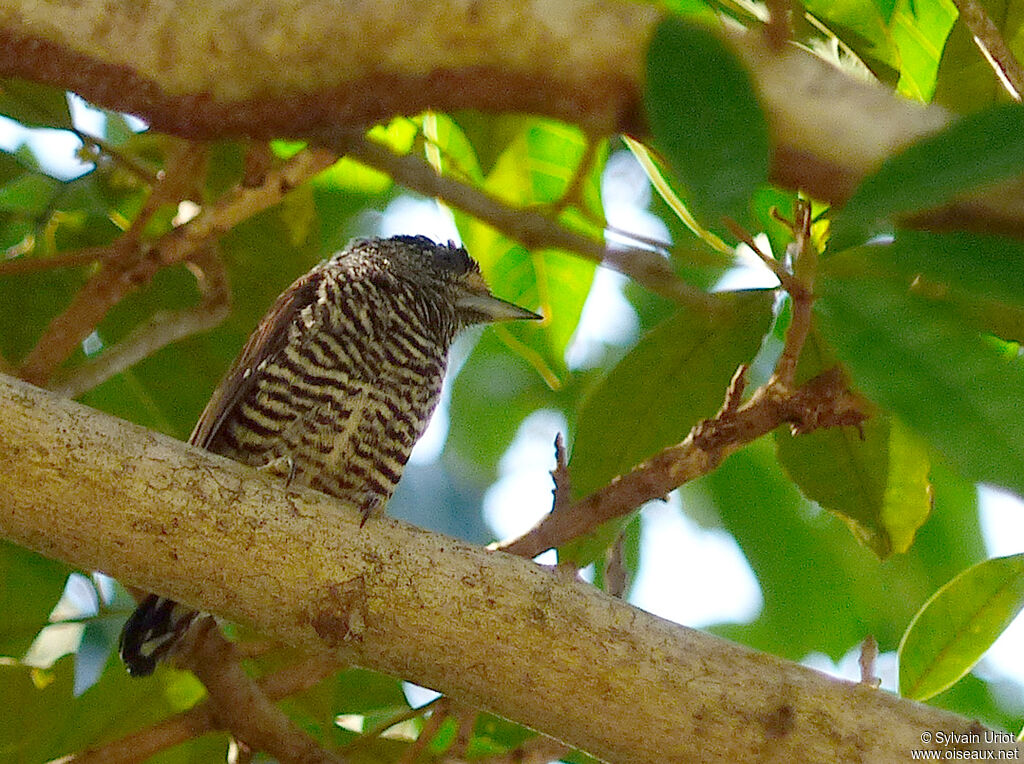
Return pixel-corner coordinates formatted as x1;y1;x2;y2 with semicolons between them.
0;78;72;129
710;449;986;659
888;0;957;101
562;291;773;564
853;231;1024;310
831;104;1024;249
454;118;603;381
826;232;1024;342
0;172;60;216
775;330;932;558
816;274;1024;496
644;18;771;229
0;541;71;658
572;290;773;498
802;0;955;102
779;414;932;558
899;554;1024;701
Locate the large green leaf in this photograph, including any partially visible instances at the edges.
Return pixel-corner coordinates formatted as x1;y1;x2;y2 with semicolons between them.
449;117;603;381
849;231;1024;309
826;232;1024;342
899;554;1024;700
775;330;932;558
779;415;932;558
709;449;987;660
830;104;1024;249
560;291;772;563
571;290;773;498
645;19;770;230
816;274;1024;496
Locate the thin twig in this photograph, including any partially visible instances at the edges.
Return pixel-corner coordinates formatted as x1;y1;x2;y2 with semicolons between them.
66;652;342;764
337;134;715;312
764;0;794;50
551;433;572;516
722;216;795;291
50;248;231;397
952;0;1024;100
772;200;816;388
604;532;629;599
393;699;451;764
0;246;111;275
451;704;478;758
345;697;443;754
181;619;346;764
73;129;162;184
13;146;335;387
548;135;600;216
859;635;882;687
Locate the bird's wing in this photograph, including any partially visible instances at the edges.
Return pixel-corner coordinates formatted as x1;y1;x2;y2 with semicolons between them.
190;267;324;449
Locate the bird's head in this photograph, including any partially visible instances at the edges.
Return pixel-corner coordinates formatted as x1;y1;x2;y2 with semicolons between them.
341;235;541;330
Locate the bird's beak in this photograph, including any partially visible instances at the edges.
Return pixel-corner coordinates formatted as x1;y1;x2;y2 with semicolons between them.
456;272;541;323
456;288;542;323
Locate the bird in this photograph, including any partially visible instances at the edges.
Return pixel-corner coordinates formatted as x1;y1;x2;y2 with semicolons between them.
118;234;540;677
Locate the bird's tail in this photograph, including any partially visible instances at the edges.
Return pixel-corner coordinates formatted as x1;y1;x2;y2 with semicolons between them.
119;594;199;677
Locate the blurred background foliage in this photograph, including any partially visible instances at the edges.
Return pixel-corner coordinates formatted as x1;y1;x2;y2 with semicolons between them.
2;0;1024;760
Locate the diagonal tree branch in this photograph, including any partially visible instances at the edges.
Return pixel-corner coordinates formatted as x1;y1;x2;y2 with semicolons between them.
338;135;711;310
498;366;868;559
950;0;1024;100
10;146;335;388
68;655;342;764
1;372;1019;764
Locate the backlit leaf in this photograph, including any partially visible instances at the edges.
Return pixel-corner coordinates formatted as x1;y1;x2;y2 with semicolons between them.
899;554;1024;700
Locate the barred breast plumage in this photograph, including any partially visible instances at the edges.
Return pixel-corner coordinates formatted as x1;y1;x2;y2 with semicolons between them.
119;235;539;676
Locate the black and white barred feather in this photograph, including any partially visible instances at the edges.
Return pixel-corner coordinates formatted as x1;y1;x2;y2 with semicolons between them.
119;235;538;677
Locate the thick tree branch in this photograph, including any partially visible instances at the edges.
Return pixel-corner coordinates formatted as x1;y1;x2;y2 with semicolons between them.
5;0;1024;236
1;373;1020;764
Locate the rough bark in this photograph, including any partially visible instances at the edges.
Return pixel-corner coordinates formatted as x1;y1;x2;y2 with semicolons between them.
1;372;1020;764
4;0;1024;236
